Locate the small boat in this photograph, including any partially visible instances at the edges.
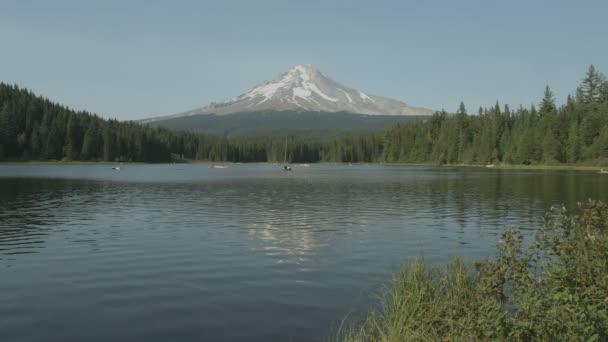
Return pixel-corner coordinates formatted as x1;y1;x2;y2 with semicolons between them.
486;164;495;168
599;168;608;174
283;165;292;172
208;165;228;169
111;166;121;170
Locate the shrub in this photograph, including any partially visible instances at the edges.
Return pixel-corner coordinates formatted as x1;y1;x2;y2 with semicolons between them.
337;200;608;341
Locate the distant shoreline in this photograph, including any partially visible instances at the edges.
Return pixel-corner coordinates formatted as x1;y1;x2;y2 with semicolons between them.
1;160;604;172
0;161;145;165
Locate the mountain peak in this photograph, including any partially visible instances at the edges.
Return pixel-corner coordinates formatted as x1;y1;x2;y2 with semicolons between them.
238;64;340;106
290;63;317;72
148;65;432;121
284;64;320;82
289;64;322;78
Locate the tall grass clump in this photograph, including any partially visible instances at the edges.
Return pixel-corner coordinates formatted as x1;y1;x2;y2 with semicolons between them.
337;200;608;341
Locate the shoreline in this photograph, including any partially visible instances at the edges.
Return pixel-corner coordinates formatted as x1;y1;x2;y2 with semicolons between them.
0;160;605;172
0;160;145;165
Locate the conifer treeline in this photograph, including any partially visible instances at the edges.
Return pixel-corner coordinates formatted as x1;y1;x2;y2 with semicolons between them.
0;84;323;163
0;65;607;164
379;65;608;165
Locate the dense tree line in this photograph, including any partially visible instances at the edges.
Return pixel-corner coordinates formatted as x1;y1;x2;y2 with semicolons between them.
0;83;322;163
1;65;607;164
340;65;608;165
0;84;176;162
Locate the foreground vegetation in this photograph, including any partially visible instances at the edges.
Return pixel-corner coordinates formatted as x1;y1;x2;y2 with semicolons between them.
337;200;608;341
1;65;607;165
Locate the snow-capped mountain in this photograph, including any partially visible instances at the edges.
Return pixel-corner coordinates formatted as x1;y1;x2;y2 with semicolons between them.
145;64;432;122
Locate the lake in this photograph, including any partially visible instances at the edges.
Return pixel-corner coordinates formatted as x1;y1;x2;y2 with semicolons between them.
0;164;605;341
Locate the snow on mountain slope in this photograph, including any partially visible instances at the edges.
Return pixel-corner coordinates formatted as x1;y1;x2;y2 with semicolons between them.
144;64;432;122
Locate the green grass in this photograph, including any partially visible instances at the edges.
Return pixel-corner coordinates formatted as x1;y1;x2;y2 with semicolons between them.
336;200;608;341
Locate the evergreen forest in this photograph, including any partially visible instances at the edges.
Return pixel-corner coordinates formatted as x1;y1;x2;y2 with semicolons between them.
1;65;607;165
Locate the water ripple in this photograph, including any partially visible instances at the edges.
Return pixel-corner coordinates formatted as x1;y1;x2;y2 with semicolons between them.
0;164;606;341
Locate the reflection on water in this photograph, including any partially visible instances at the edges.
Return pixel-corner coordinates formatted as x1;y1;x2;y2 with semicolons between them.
0;164;606;342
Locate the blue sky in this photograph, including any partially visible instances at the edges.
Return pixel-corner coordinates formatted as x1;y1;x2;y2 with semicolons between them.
1;0;606;120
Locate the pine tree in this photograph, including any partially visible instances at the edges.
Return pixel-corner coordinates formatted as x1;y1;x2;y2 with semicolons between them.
456;102;469;161
542;128;560;163
63;115;79;160
566;121;581;163
0;103;9;158
539;86;556;115
600;81;608;104
0;103;18;158
580;64;607;104
103;125;115;161
81;122;100;160
595;126;608;161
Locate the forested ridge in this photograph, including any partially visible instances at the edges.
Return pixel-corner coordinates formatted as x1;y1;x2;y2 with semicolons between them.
145;110;423;138
1;65;607;165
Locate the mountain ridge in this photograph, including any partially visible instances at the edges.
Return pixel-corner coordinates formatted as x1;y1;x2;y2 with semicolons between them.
145;110;426;138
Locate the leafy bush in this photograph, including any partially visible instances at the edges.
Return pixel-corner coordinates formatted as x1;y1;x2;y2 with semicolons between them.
337;200;608;341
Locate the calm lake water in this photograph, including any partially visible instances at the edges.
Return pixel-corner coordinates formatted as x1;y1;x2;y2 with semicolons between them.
0;164;606;341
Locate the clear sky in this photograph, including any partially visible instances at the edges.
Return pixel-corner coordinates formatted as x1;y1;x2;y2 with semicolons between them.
1;0;607;120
